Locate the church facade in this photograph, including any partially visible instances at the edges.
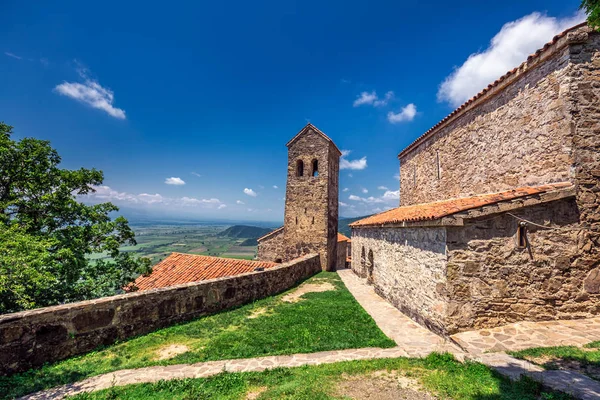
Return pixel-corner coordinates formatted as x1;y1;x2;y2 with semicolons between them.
350;23;600;335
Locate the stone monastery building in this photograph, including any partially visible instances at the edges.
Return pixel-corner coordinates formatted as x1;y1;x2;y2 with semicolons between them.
260;23;600;336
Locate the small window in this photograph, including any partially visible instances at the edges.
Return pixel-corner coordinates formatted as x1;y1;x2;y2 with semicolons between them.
436;151;441;180
312;159;319;177
296;160;304;177
517;223;528;248
274;258;282;263
311;216;314;225
295;216;298;225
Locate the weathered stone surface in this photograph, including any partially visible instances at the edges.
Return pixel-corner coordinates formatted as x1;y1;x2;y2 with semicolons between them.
351;227;448;334
0;254;321;375
398;37;575;207
446;198;595;333
258;125;340;271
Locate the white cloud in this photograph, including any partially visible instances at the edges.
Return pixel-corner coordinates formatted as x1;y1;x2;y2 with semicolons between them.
340;150;368;170
54;67;126;119
348;173;353;178
84;185;224;209
353;91;378;107
191;172;202;177
339;201;349;207
343;188;349;192
348;190;399;204
382;190;400;201
218;204;227;209
353;90;393;107
165;177;186;185
378;186;389;190
236;200;245;205
4;52;22;60
362;188;368;194
273;185;278;189
438;11;585;107
374;91;394;107
394;173;400;181
387;104;417;123
244;188;257;197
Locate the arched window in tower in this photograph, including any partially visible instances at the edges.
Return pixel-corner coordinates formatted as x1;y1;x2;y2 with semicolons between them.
311;159;319;177
296;160;304;177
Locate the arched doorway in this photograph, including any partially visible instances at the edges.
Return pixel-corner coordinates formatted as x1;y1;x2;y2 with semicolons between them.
366;249;374;284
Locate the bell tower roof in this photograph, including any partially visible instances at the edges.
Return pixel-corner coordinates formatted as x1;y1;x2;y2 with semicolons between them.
286;123;342;157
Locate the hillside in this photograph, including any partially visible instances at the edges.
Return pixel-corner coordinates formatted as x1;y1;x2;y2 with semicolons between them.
338;215;371;237
217;225;272;239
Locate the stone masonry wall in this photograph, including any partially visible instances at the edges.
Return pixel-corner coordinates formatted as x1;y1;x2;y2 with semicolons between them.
282;129;339;271
568;29;600;300
445;198;599;334
399;34;575;206
351;227;448;334
0;254;321;375
256;228;284;262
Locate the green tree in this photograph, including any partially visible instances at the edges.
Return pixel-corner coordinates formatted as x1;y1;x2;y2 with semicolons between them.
0;122;151;313
581;0;600;30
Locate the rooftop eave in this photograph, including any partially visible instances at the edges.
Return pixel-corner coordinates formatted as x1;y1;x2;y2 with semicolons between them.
350;185;575;229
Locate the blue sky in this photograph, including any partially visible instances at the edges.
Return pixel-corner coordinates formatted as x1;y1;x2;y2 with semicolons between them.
0;0;584;222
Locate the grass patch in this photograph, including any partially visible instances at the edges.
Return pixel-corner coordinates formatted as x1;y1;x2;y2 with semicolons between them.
510;342;600;382
69;353;572;400
0;272;395;399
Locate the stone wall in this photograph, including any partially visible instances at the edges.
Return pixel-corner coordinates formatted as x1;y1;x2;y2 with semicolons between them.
398;28;582;206
281;127;339;271
256;228;284;262
0;254;321;375
445;198;598;333
351;227;448;333
568;29;600;297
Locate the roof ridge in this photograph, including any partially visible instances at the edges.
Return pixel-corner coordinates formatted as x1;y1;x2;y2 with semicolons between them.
286;123;342;156
398;22;590;159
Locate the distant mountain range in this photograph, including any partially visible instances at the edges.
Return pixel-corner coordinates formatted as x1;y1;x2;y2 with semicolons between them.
338;215;371;237
218;225;273;239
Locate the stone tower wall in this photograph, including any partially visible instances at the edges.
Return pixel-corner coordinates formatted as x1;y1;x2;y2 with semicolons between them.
398;29;580;206
281;128;339;271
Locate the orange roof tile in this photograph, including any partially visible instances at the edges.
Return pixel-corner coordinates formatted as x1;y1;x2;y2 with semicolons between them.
350;182;573;228
398;22;588;159
133;253;277;291
337;232;350;242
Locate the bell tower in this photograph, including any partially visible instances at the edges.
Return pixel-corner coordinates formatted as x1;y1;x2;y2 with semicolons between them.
281;123;341;271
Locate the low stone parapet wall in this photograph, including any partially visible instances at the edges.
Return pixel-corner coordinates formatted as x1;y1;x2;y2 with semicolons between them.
0;253;321;375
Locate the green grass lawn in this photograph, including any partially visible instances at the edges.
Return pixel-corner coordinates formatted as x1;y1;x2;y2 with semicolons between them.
70;353;571;400
0;272;395;399
509;341;600;382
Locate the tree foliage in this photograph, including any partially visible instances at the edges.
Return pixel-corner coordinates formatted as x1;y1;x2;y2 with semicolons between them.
581;0;600;30
0;122;151;313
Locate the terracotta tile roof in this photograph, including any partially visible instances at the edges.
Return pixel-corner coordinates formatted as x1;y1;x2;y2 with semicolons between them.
257;226;283;242
286;123;342;156
337;233;350;242
398;22;589;159
133;253;277;291
350;182;573;228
